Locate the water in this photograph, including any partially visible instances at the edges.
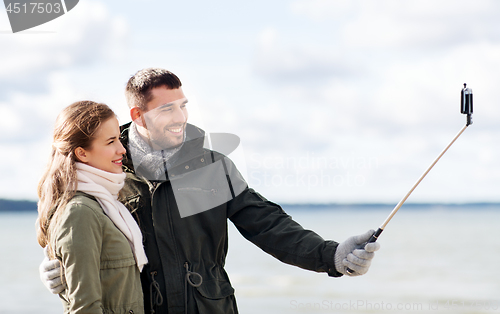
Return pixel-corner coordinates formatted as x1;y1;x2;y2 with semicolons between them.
2;205;500;313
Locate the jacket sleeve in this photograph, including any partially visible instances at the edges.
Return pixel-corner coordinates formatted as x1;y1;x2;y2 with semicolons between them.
53;202;104;313
224;157;342;277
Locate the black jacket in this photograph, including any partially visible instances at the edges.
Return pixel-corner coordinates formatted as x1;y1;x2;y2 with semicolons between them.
118;122;341;314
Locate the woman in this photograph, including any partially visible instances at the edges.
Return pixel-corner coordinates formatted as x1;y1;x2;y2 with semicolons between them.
36;101;148;313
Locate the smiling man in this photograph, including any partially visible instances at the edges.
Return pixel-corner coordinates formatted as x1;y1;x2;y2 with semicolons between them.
41;68;381;314
130;86;188;150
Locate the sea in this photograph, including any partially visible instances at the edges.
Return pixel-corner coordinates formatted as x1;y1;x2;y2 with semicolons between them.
1;204;500;314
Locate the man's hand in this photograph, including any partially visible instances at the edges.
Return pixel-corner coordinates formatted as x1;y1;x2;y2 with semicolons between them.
39;247;66;294
334;229;380;276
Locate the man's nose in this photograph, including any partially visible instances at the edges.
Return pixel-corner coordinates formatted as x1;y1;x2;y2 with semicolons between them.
172;106;187;124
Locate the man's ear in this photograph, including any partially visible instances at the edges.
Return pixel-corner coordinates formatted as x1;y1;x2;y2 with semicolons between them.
74;147;88;163
130;107;144;127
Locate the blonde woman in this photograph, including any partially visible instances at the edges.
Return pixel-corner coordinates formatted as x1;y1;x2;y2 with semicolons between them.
36;101;147;313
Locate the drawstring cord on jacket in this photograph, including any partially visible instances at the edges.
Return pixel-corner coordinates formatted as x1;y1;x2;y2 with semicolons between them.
184;262;203;314
150;271;163;314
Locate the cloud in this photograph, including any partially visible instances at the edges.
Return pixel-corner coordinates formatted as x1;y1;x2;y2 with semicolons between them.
258;0;500;85
0;1;129;98
0;1;130;199
0;71;83;142
291;0;500;49
252;0;500;132
0;0;130;142
0;0;497;203
253;28;363;83
241;1;500;202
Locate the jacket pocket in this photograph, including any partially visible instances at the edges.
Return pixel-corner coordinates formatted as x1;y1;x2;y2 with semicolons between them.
194;279;237;314
196;279;234;299
100;256;136;269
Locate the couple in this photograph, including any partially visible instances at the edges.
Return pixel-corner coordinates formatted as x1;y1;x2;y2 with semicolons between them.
37;68;381;314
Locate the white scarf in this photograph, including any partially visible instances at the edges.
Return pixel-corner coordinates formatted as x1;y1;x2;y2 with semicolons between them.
75;162;148;272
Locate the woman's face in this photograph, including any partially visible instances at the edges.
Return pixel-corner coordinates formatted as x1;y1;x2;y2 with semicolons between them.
77;117;126;173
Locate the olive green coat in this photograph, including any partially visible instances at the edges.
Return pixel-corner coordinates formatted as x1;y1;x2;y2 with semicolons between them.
52;192;144;314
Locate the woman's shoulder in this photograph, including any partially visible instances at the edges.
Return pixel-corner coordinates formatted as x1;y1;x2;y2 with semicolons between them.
68;191;100;208
59;192;104;225
52;193;106;249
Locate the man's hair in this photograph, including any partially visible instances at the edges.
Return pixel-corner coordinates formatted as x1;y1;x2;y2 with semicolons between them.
125;68;182;111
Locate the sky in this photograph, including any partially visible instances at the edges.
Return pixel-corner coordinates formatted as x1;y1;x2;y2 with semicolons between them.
0;0;499;204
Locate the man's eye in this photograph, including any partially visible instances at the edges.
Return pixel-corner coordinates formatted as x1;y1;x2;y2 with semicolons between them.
108;141;114;145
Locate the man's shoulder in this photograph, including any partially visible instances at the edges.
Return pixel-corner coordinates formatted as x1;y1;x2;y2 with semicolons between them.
120;122;132;142
120;121;132;129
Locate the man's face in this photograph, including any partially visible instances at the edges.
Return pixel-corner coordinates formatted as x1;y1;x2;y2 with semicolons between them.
141;86;188;150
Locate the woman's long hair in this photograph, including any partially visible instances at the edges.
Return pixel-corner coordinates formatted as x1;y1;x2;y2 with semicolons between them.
36;101;115;257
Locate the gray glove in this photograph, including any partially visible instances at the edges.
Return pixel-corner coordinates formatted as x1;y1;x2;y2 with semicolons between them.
39;247;67;294
334;229;380;276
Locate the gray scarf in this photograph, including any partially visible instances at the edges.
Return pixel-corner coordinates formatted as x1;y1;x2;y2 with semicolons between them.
128;122;184;180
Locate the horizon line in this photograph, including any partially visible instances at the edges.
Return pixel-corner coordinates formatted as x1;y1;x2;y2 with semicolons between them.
2;198;500;208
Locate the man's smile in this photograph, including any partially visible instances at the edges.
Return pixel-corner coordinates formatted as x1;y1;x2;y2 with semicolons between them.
165;125;184;134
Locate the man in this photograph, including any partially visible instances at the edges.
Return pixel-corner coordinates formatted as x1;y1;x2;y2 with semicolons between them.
41;68;380;314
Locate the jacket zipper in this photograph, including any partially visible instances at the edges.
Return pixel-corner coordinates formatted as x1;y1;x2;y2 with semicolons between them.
149;172;183;308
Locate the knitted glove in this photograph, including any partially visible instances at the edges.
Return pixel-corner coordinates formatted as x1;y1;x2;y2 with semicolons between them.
39;247;67;294
334;229;380;276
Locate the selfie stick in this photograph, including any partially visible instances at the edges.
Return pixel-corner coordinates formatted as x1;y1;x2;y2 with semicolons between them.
346;84;473;274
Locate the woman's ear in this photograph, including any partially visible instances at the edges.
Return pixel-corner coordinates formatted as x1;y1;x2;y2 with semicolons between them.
74;147;88;163
130;107;144;127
